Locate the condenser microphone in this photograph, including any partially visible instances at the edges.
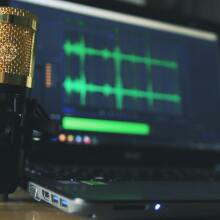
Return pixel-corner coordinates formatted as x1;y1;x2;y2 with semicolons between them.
0;7;38;197
0;7;37;91
0;7;37;115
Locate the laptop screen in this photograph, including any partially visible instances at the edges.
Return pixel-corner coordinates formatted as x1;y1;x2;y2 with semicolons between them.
10;0;220;150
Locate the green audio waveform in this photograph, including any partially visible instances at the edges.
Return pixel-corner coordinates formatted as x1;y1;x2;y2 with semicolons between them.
64;76;181;104
63;38;178;70
63;36;181;110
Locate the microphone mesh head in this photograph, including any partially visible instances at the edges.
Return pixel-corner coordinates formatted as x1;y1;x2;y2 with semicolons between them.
0;7;37;88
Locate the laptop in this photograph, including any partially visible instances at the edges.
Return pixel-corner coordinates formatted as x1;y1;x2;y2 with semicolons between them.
9;0;220;219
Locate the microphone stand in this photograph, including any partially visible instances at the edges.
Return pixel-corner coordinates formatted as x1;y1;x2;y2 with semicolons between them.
0;86;50;200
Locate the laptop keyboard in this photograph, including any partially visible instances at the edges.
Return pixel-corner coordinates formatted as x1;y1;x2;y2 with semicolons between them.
25;165;220;183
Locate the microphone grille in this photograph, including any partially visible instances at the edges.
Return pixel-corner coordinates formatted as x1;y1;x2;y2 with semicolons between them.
0;7;37;19
0;7;37;88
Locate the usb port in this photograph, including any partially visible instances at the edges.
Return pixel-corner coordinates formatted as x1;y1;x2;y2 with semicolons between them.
52;195;59;204
42;190;50;200
60;198;68;208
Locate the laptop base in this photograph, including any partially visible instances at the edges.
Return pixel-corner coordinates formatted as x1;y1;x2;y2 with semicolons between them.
28;180;220;220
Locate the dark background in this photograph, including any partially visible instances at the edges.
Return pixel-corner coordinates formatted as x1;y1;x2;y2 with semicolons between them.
2;0;220;24
114;0;220;24
0;0;218;31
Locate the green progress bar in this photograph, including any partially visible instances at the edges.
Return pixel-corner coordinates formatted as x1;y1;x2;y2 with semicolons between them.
62;117;151;136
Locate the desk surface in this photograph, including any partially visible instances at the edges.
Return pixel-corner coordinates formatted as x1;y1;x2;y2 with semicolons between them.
0;188;88;220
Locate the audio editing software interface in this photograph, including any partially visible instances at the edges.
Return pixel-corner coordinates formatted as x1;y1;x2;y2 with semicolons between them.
11;0;220;149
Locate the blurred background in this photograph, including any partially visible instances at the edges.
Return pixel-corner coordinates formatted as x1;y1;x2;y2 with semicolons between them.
113;0;220;24
1;0;220;24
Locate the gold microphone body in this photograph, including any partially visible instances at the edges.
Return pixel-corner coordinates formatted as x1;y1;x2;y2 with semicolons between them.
0;7;37;89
